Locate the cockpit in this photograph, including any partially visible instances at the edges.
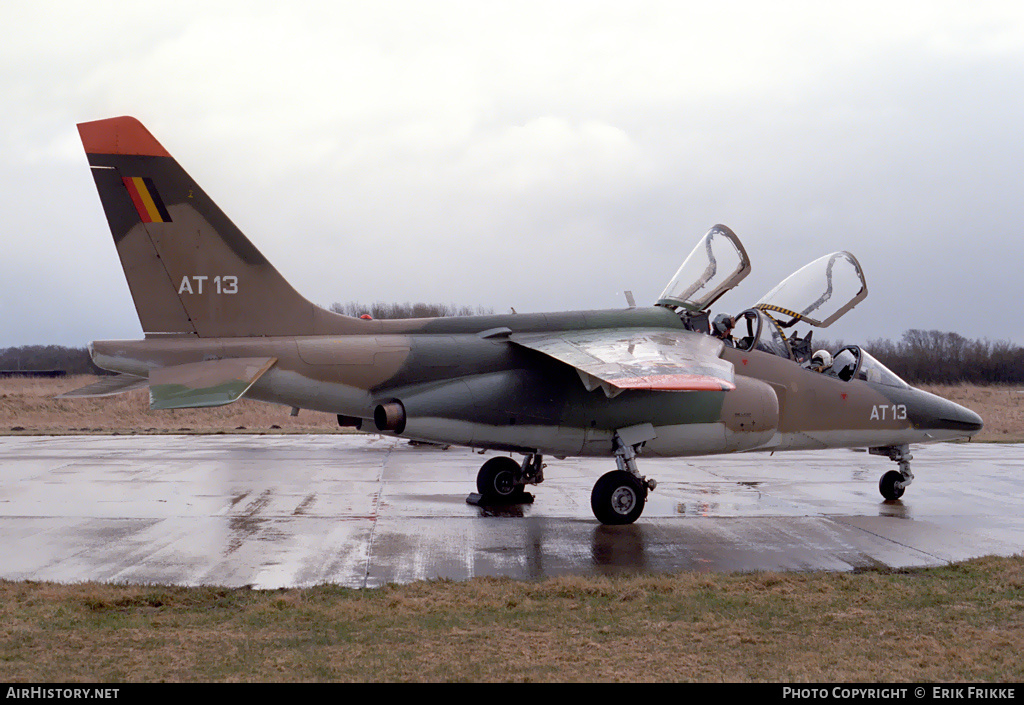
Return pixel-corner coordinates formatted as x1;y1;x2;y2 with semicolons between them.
825;346;908;388
729;308;804;359
657;225;907;387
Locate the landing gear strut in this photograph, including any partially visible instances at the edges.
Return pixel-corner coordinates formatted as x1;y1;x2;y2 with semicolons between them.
870;444;914;500
473;453;545;504
591;425;658;525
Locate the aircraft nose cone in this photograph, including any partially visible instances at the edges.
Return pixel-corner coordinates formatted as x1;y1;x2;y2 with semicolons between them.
941;403;984;435
908;389;983;438
929;398;983;436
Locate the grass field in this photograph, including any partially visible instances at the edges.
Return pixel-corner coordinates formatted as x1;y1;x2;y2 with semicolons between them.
1;557;1022;682
1;376;1021;682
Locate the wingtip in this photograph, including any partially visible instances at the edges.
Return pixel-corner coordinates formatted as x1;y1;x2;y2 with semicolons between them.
77;116;171;157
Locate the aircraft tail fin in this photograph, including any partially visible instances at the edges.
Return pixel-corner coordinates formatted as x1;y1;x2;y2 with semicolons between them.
78;116;353;338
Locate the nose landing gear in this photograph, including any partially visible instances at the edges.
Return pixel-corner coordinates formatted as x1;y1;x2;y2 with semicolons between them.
870;444;914;500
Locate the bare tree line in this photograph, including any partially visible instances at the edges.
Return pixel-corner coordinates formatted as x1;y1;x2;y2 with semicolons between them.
861;330;1024;385
0;345;103;375
3;325;1022;384
327;301;494;319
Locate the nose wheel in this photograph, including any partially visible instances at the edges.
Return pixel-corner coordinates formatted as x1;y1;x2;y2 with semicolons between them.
871;444;914;501
879;470;906;500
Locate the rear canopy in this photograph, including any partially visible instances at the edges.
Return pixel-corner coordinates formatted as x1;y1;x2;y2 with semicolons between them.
657;225;751;312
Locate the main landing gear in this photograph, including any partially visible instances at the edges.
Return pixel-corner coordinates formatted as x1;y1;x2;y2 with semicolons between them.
473;453;545;505
870;444;914;500
590;428;658;525
471;424;659;525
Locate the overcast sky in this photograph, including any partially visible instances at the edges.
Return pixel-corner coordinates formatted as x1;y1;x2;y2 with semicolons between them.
3;1;1023;348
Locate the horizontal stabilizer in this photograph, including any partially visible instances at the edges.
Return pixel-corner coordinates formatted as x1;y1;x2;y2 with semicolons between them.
511;328;734;397
149;357;276;410
56;374;148;398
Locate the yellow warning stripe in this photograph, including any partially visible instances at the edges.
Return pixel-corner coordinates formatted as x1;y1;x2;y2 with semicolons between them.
756;304;804;321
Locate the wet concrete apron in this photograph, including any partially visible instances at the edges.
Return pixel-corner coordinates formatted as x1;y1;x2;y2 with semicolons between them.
0;435;1019;588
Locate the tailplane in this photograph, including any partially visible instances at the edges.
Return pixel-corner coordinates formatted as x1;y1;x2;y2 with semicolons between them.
78;116;353;338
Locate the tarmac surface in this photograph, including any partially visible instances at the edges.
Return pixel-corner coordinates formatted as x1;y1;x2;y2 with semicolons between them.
0;434;1021;588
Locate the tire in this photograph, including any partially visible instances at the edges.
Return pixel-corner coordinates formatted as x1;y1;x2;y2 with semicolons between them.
879;470;906;500
476;456;524;503
591;470;647;525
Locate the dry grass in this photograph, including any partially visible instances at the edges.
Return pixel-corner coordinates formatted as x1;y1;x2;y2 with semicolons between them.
0;555;1021;682
0;376;346;435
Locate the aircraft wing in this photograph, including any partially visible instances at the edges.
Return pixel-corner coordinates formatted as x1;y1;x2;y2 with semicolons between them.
510;329;734;397
149;357;277;410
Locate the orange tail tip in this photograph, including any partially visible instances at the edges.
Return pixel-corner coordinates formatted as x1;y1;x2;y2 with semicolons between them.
77;116;171;157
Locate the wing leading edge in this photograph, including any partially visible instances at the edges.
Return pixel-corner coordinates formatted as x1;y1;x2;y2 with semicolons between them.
510;329;734;398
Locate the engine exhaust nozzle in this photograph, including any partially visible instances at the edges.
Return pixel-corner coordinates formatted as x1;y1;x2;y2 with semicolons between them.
374;401;406;434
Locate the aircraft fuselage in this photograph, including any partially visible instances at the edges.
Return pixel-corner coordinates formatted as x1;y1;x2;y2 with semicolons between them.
91;305;981;459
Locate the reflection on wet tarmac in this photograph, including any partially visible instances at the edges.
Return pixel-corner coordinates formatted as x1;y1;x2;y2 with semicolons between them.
0;435;1022;588
476;504;528;519
590;525;648;573
879;500;910;519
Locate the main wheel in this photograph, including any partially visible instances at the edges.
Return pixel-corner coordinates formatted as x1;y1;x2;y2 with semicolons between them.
476;456;525;503
591;470;647;525
879;470;906;500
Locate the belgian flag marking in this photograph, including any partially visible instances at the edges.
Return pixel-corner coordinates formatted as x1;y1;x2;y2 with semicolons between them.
122;176;172;223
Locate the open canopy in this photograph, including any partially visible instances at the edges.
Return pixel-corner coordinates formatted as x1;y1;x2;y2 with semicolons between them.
657;225;751;312
755;251;867;328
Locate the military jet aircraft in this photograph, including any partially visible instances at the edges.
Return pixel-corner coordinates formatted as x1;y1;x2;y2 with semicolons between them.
64;116;983;524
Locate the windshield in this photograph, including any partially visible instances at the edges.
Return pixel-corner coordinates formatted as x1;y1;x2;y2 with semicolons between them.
755;312;792;358
756;252;867;327
657;225;751;311
856;349;908;388
724;308;796;359
826;346;908;388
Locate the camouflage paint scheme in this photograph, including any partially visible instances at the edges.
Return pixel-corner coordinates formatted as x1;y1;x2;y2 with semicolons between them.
66;116;983;524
